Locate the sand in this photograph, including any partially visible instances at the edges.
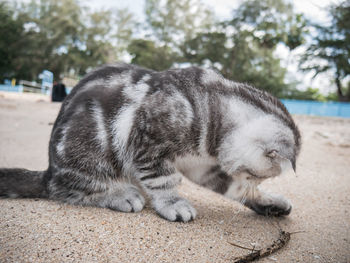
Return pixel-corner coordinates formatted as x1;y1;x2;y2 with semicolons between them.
0;91;349;263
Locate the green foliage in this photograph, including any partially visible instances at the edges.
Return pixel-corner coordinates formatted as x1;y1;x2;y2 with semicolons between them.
283;87;330;101
0;2;26;81
225;0;307;96
69;9;115;76
230;0;307;50
145;0;214;47
127;39;177;71
181;0;307;97
181;32;227;65
1;0;341;103
0;0;135;81
113;8;136;59
325;92;339;101
21;0;86;80
301;0;350;101
133;0;215;71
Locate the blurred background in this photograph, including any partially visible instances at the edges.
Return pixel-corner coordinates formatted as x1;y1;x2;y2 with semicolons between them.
0;0;349;104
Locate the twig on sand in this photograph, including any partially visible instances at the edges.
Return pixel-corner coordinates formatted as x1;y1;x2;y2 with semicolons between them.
229;230;291;263
227;241;259;252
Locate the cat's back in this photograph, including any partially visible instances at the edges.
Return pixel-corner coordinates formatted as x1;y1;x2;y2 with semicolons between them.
48;64;155;168
53;63;296;137
62;64;152;112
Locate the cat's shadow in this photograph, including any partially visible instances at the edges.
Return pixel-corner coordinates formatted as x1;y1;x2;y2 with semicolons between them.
195;201;292;224
140;198;292;231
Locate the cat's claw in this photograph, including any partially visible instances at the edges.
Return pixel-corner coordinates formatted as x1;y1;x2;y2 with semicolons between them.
108;190;145;213
155;198;196;222
245;194;292;217
249;203;292;216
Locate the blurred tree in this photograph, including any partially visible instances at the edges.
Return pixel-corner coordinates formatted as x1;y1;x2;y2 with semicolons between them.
113;8;135;59
66;9;115;77
182;0;307;97
230;0;306;51
181;32;227;65
1;0;135;81
0;2;26;81
133;0;214;70
127;39;177;71
17;0;85;80
300;0;350;101
145;0;214;47
283;87;329;101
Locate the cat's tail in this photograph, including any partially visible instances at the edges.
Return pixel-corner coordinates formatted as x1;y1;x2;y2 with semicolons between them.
0;168;49;198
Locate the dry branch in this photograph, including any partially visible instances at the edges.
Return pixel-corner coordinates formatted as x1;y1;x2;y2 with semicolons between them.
230;230;291;263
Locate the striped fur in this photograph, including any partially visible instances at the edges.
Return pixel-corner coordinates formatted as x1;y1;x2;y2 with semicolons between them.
0;63;301;221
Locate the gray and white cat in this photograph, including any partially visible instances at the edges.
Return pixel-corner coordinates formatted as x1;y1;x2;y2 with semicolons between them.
0;63;301;222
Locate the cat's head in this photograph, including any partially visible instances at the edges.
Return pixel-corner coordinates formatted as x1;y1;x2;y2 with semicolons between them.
221;115;301;179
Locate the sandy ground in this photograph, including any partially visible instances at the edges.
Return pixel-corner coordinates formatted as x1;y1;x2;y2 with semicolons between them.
0;91;349;263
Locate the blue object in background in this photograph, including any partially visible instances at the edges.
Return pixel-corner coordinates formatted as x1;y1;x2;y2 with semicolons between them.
39;70;53;94
281;99;350;118
0;84;23;92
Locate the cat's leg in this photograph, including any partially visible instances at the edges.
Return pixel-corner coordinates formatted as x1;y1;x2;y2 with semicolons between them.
201;168;291;216
136;161;196;222
49;171;145;212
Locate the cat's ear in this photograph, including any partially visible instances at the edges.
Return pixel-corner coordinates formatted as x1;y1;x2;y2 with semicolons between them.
266;150;278;159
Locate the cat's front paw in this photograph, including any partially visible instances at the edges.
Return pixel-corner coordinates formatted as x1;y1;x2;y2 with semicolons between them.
245;193;292;216
154;197;196;222
108;188;145;213
249;203;292;216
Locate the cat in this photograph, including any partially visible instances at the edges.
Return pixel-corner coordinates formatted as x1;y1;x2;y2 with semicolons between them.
0;63;301;222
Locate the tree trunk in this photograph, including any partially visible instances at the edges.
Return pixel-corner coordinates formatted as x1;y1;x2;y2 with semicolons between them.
335;75;349;102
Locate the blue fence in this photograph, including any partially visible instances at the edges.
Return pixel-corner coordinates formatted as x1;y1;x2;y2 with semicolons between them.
281;99;350;118
0;84;23;93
